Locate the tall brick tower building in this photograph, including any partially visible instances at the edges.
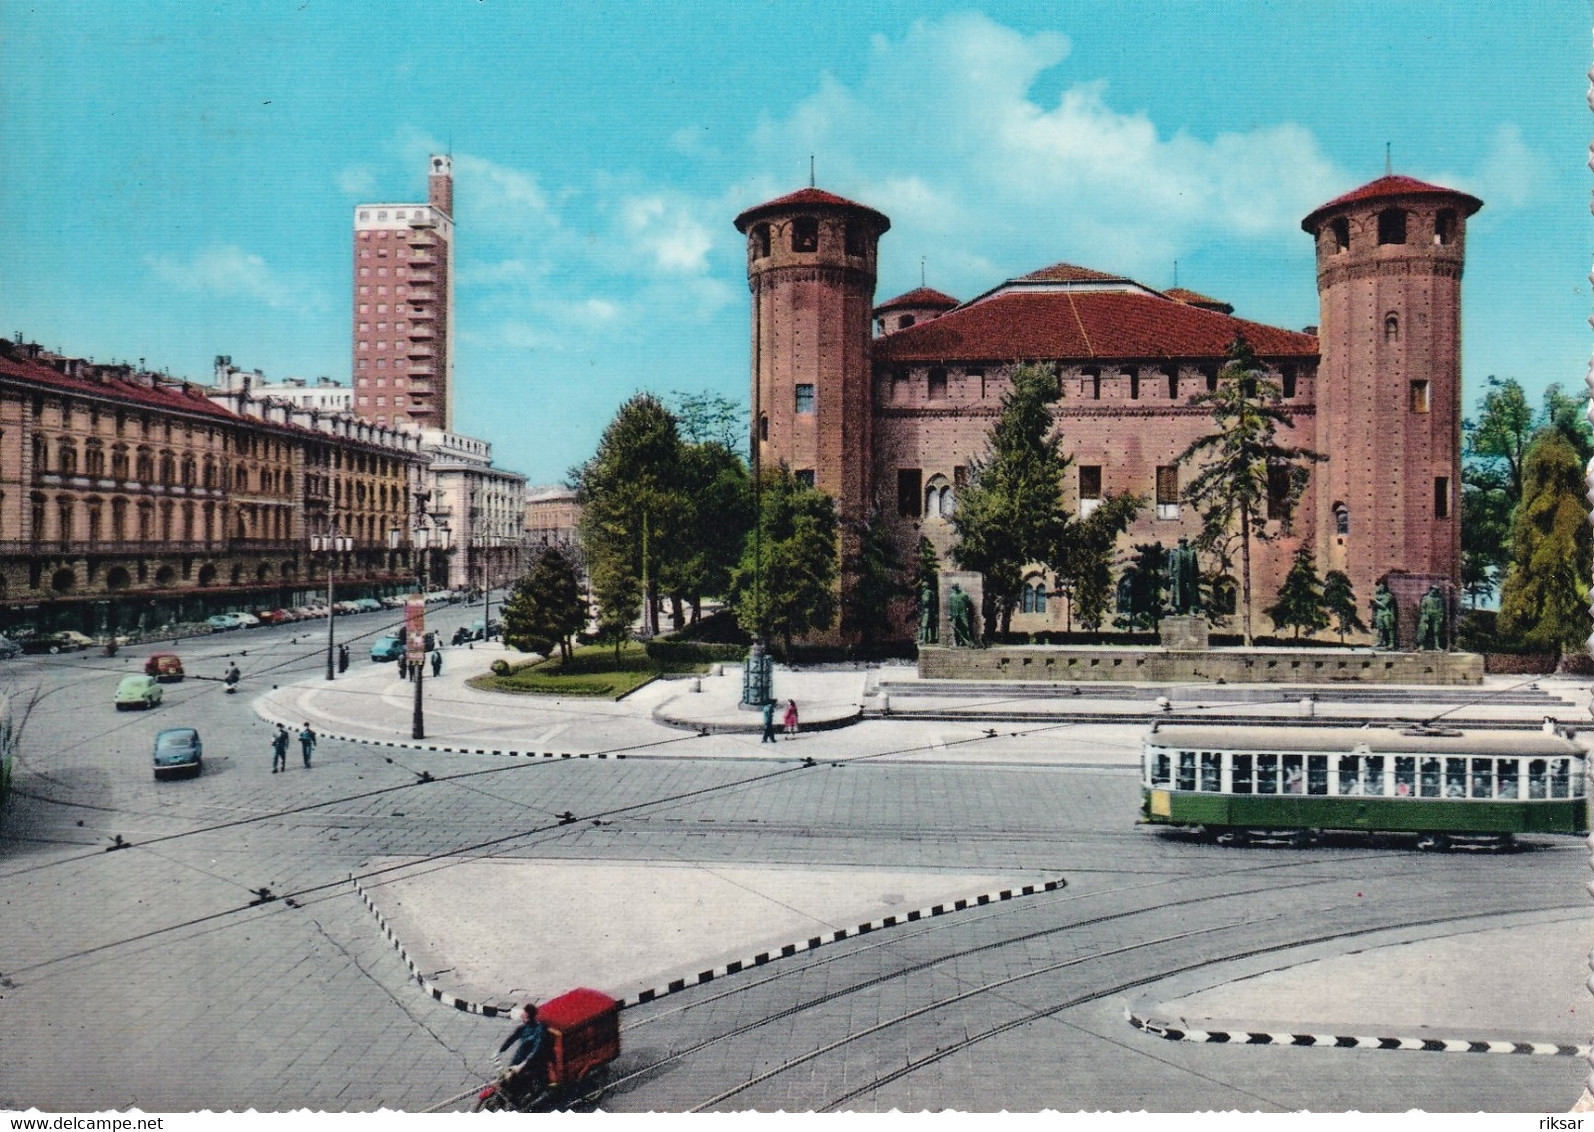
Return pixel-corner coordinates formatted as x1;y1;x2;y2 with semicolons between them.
352;155;455;432
733;188;890;527
1302;175;1481;619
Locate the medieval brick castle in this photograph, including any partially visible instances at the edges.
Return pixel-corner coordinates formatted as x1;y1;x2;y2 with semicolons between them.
734;174;1480;641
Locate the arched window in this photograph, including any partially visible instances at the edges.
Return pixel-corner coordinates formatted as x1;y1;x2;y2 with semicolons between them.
751;223;771;259
84;441;104;477
1384;313;1399;342
1434;209;1456;246
236;466;249;490
1377;208;1407;245
181;456;196;487
111;445;129;480
159;451;175;485
31;435;46;471
135;448;153;482
791;216;819;253
57;439;77;476
923;474;953;519
1127;368;1141;400
1021;577;1048;614
1333;503;1350;536
899;314;916;330
111;497;127;541
1330;217;1350;253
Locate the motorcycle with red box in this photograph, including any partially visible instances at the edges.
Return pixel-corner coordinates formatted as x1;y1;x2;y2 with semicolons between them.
474;987;620;1112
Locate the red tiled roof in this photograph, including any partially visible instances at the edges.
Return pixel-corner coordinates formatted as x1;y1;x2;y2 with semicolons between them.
1163;287;1231;312
1016;262;1131;284
0;350;241;423
734;186;891;233
1302;174;1482;231
874;286;959;314
872;288;1317;364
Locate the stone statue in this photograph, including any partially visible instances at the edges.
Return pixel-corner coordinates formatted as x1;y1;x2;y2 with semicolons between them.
1166;538;1200;615
1371;581;1397;650
1417;585;1446;651
948;584;975;648
918;579;938;645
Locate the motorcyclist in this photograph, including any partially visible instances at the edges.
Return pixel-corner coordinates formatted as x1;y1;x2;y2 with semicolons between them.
494;1002;550;1101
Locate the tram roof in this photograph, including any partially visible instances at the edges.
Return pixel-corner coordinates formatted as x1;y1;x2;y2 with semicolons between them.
1143;726;1587;757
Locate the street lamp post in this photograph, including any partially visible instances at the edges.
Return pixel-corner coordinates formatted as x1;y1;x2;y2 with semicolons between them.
409;518;450;740
311;528;353;681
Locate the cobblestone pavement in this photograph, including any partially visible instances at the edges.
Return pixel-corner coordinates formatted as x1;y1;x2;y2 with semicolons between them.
1;625;1588;1112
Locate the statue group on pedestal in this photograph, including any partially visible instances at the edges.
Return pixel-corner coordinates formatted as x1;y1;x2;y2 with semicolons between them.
919;578;977;648
1371;580;1449;652
1165;538;1201;616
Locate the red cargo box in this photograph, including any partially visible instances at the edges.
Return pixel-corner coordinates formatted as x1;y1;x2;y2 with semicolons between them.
539;987;620;1088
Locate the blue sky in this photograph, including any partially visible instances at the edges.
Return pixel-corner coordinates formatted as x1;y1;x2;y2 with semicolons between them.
2;2;1586;485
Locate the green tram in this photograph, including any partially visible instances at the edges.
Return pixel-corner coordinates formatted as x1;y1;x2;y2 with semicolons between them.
1140;725;1588;849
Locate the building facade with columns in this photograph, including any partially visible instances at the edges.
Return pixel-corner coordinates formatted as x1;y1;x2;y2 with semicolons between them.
735;175;1478;641
415;429;528;592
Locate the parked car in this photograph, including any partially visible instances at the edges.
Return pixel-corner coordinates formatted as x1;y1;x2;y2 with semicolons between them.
23;633;85;654
152;727;202;779
206;614;237;631
381;595;407;609
144;652;185;682
0;635;21;660
115;674;163;710
55;630;97;649
370;635;404;662
232;612;261;628
272;608;299;623
295;605;324;620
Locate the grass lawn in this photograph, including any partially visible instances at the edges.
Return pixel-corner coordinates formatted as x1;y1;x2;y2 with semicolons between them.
468;640;710;699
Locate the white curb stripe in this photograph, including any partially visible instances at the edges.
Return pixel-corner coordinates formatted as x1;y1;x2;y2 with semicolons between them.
1126;1011;1589;1057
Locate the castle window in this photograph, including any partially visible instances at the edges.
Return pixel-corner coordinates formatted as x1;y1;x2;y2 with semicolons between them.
795;384;815;414
1384;313;1400;342
1128;368;1141;400
1266;464;1294;522
899;315;915;330
1079;465;1102;518
1083;368;1101;400
751;223;771;259
1434;209;1456;246
968;369;986;397
1434;476;1451;519
924;475;952;518
1155;466;1179;520
792;216;818;253
1330;218;1350;253
1021;578;1048;614
1377;208;1407;245
1410;380;1430;413
1203;367;1218;393
843;222;865;256
1333;502;1350;536
927;368;947;400
794;469;815;488
759;413;769;441
1281;367;1297;398
1164;367;1178;399
897;468;922;518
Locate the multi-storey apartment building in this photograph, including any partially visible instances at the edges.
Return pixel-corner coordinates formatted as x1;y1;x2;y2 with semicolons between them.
215;356;352;413
351;155;454;432
416;430;527;591
0;337;425;639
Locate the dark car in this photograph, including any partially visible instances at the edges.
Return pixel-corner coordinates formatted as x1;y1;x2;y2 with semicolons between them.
370;635;404;662
22;633;85;654
153;727;202;779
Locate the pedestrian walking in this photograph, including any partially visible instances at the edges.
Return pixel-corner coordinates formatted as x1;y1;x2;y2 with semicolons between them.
782;699;799;737
398;654;409;679
337;643;349;673
761;698;776;743
271;724;289;773
298;722;317;768
430;649;442;678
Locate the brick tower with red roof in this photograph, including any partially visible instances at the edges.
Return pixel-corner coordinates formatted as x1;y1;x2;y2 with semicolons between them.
1302;175;1482;625
734;188;891;530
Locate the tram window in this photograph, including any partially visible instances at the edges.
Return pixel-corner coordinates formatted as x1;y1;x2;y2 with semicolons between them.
1496;760;1519;799
1231;754;1253;794
1470;758;1493;799
1282;754;1303;794
1177;750;1196;791
1395;757;1416;797
1528;759;1548;799
1363;756;1384;796
1337;756;1360;794
1257;753;1279;794
1550;759;1570;799
1420;758;1442;798
1444;758;1467;798
1151;751;1171;786
1307;755;1328;795
1200;752;1221;792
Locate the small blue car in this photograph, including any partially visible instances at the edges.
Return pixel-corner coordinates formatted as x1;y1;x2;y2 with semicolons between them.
153;727;202;779
370;635;404;662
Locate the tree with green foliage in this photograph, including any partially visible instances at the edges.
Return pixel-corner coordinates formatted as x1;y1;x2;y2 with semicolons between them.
1322;569;1365;643
1175;334;1322;646
573;394;687;638
727;467;839;652
841;511;905;645
1265;546;1329;640
1541;382;1594;465
950;364;1071;635
1498;431;1592;656
669;390;746;451
1114;542;1168;632
589;555;640;661
662;439;752;627
500;547;587;661
1054;493;1143;631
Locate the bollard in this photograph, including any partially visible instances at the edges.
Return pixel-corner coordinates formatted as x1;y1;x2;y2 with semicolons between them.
1155;696;1171;713
689;677;701;693
879;692;890;716
1300;697;1314;718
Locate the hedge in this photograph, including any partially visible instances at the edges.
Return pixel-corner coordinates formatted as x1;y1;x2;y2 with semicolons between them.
644;639;748;664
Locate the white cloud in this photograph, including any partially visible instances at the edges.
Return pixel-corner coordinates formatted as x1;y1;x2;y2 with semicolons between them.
746;12;1344;284
619;194;714;273
336;165;375;195
147;245;327;313
1432;123;1540;212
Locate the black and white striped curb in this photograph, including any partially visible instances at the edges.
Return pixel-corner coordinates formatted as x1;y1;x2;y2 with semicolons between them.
258;707;626;762
1127;1010;1589;1056
352;872;1065;1016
